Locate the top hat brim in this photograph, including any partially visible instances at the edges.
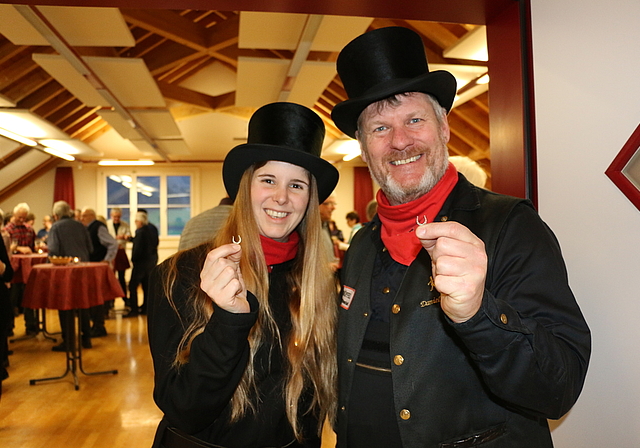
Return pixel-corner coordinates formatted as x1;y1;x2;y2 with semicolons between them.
223;143;339;203
331;70;457;138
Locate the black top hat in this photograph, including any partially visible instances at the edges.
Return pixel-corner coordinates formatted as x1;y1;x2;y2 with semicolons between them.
331;27;458;138
223;102;339;203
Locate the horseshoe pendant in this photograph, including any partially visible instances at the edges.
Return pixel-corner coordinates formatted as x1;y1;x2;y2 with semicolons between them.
416;215;428;226
232;235;242;244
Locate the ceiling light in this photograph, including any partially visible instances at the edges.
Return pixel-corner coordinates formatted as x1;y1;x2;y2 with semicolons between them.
0;127;37;146
443;26;487;62
98;160;155;166
42;146;75;161
476;74;490;85
343;151;361;162
40;139;80;154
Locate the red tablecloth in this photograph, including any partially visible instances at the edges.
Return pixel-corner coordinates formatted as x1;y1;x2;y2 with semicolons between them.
22;262;125;311
10;253;49;283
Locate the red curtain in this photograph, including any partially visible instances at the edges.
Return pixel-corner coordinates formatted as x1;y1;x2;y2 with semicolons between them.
53;166;75;210
353;166;373;222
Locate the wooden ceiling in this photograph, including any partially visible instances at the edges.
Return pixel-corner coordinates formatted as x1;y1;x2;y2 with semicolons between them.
0;5;492;201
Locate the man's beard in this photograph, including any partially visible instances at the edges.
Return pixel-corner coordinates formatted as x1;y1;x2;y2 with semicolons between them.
366;139;449;206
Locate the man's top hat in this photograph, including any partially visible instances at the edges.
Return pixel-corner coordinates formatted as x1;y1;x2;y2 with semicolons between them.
223;102;339;203
331;26;458;138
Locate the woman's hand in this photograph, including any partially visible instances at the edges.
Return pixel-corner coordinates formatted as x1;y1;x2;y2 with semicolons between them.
200;243;249;313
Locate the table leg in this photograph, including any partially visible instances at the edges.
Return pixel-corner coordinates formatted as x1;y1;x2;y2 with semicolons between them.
10;308;59;343
29;309;117;390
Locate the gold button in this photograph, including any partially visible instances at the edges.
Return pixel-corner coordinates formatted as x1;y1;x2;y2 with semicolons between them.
382;287;390;294
392;304;401;314
393;355;404;366
440;216;448;222
400;409;411;420
363;312;368;317
500;313;508;324
382;247;388;252
347;358;353;363
341;406;346;411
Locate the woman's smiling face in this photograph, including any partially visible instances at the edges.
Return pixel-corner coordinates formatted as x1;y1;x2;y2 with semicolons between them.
251;160;310;242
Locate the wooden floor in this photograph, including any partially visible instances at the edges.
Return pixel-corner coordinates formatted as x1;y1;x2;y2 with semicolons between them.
0;301;337;448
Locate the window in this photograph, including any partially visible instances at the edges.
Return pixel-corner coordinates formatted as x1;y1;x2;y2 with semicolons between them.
105;173;192;237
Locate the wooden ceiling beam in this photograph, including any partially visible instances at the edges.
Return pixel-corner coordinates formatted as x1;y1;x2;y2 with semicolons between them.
158;81;235;110
0;156;61;205
121;9;209;50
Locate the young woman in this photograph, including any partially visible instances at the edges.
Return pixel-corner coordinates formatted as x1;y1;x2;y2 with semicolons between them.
148;102;340;448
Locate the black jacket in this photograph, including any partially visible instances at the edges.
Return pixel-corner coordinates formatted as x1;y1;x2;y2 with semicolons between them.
148;245;320;448
337;176;591;447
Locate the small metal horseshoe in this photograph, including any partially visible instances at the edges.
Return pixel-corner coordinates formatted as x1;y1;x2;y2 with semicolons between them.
232;235;242;245
416;215;428;226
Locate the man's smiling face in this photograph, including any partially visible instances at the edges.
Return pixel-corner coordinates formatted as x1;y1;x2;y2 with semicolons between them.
357;92;450;205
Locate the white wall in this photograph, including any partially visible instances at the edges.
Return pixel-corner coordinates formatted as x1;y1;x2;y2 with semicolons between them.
531;0;640;445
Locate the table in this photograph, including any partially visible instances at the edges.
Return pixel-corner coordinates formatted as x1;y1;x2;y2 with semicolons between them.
10;253;48;284
22;262;124;390
9;253;53;342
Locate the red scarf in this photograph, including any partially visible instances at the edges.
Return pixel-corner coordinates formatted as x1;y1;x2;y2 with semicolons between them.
376;163;458;266
260;231;299;271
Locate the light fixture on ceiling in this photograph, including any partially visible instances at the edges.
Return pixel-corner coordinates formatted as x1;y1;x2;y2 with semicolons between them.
326;139;362;162
98;160;155;166
0;127;37;147
41;145;75;161
443;26;488;62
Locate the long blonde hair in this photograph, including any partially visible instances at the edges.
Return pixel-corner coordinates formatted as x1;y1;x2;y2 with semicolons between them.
163;163;337;439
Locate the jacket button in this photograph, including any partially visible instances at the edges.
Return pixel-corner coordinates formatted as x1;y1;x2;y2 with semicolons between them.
347;358;353;363
363;312;368;317
341;406;346;412
382;287;390;294
440;216;448;222
400;409;411;420
393;355;404;366
500;313;508;324
392;304;401;314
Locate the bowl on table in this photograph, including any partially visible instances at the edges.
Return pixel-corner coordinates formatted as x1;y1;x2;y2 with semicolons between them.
48;256;74;266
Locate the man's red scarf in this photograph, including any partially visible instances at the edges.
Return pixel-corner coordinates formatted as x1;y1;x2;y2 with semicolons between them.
376;163;458;266
260;231;299;272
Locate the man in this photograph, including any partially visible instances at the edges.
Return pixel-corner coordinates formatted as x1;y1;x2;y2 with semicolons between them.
48;201;93;351
331;27;591;447
319;195;340;271
178;197;233;251
106;207;131;307
5;203;38;335
81;207;117;337
37;215;52;243
125;211;158;317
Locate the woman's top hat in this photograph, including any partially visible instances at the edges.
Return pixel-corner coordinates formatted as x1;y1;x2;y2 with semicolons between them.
331;26;458;138
223;102;339;203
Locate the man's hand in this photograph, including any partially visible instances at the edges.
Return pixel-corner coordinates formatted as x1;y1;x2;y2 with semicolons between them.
416;221;487;323
200;243;248;314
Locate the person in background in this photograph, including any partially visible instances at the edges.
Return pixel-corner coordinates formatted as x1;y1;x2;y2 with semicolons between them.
319;195;339;271
37;215;52;244
106;207;132;310
334;211;363;252
5;203;37;336
147;102;339;448
125;211;158;317
0;214;14;398
81;208;117;337
365;200;378;222
47;201;93;352
331;26;591;447
178;197;233;251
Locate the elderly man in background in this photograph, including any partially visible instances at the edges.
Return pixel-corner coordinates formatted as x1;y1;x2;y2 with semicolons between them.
106;208;131;308
81;208;117;337
48;201;93;351
124;211;158;317
5;203;38;336
178;197;233;251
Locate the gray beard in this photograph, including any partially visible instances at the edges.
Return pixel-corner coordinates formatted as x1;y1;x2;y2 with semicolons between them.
370;151;449;205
